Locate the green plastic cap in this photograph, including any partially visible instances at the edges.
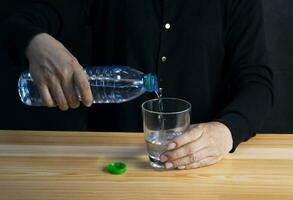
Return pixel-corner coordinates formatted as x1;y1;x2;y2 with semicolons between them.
107;162;127;175
144;73;158;93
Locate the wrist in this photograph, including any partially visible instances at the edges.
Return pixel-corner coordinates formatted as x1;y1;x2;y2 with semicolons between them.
213;121;234;152
25;32;49;60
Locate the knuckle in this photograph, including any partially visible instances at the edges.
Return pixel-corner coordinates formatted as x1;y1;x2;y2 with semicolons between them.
54;87;63;97
43;70;55;82
176;149;186;159
68;57;79;68
79;79;90;90
52;95;66;108
197;124;208;134
188;154;197;163
34;79;46;86
39;61;50;71
183;146;191;156
199;161;206;167
30;70;44;82
65;89;77;99
187;146;194;155
208;137;216;146
37;59;46;66
186;133;193;142
166;151;176;160
179;133;191;144
172;160;180;168
60;68;72;82
47;75;58;85
168;150;181;160
187;129;201;141
197;124;205;131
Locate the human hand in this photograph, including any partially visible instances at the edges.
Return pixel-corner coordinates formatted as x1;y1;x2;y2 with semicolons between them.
25;33;93;110
160;122;233;169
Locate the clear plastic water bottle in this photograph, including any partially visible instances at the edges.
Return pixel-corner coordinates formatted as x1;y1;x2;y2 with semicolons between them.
18;65;158;106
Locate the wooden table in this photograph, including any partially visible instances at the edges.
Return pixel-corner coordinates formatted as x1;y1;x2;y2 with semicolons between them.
0;130;293;200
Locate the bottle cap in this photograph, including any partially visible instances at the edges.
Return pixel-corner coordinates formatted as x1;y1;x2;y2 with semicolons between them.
146;73;158;92
107;162;127;175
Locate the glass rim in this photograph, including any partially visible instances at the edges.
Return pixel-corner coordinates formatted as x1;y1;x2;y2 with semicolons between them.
141;97;192;115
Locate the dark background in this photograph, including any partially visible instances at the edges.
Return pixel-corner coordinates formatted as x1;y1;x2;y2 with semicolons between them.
0;0;292;132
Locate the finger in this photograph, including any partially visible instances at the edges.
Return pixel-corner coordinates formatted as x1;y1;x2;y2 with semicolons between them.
61;78;80;109
48;78;69;111
73;68;93;107
167;147;217;169
38;84;55;107
167;124;204;150
184;157;219;170
162;136;206;162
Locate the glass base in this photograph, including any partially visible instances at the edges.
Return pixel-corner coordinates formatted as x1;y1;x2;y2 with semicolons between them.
149;155;165;170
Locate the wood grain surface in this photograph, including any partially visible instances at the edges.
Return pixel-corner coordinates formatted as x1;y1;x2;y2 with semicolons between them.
0;130;293;200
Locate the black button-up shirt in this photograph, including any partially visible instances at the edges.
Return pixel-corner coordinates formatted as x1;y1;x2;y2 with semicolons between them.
3;0;274;151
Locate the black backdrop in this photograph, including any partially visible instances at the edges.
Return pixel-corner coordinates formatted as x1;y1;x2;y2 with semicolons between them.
261;1;293;132
0;0;292;132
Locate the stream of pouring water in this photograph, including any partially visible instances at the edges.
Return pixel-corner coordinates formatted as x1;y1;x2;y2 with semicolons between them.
155;88;166;146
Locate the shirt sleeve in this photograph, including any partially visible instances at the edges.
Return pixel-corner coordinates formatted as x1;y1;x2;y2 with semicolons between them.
216;0;274;152
1;0;93;69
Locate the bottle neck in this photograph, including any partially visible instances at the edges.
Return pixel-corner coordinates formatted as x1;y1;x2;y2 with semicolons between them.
144;74;158;93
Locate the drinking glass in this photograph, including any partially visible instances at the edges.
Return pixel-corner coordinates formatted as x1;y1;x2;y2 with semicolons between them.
142;98;191;169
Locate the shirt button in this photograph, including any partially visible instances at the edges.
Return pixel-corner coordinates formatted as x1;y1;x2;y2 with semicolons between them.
161;56;167;63
165;23;171;30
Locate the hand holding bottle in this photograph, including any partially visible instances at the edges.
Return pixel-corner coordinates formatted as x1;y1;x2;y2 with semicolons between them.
25;33;93;110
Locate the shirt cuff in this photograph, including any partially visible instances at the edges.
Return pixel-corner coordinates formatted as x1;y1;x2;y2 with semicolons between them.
1;18;46;71
215;112;255;153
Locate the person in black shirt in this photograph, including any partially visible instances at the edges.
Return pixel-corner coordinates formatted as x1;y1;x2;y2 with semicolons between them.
2;0;273;169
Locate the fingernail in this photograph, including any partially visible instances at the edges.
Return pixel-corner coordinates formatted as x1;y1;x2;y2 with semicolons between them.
165;162;173;169
178;166;186;170
160;155;168;162
86;101;93;107
168;142;176;150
